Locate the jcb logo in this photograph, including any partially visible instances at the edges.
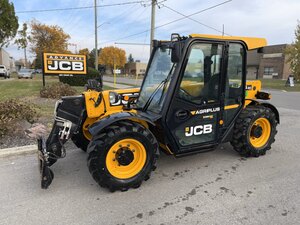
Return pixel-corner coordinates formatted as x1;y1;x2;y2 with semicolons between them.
43;53;87;75
185;124;213;137
48;61;84;71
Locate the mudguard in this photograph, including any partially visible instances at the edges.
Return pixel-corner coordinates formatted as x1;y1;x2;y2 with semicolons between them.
248;100;280;124
88;111;157;137
260;102;280;124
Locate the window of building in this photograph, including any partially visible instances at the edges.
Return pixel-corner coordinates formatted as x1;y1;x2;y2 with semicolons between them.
264;67;274;75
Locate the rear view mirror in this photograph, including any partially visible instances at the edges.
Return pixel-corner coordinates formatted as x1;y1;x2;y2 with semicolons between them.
171;43;181;63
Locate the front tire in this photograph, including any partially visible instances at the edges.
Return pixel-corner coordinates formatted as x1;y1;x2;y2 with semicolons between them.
71;129;90;152
87;120;159;192
230;105;278;157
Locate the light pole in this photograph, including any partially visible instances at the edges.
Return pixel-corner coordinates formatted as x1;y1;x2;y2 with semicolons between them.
94;0;98;70
150;0;156;53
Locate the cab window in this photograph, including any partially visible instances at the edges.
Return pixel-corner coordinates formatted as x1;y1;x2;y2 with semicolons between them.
178;43;223;105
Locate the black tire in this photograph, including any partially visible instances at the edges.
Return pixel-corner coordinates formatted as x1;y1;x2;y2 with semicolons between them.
87;120;159;192
71;129;90;152
230;105;278;157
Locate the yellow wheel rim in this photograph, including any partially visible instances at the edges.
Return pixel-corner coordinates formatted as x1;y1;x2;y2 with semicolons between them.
249;118;271;148
106;138;147;179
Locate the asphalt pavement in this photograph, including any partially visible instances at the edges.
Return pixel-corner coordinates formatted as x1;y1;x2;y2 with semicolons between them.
0;89;299;225
103;75;143;86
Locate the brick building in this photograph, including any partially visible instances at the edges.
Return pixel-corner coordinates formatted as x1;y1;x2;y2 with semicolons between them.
124;62;147;77
247;44;292;80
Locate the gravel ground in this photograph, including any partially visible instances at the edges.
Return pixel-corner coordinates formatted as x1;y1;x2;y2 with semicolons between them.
0;117;53;149
0;96;56;149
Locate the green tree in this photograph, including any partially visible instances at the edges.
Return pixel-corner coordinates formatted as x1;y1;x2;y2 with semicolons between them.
29;20;70;68
0;0;19;47
286;21;300;80
14;23;29;67
128;53;134;62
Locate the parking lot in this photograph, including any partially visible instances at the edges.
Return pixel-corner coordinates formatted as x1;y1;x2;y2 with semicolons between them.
0;90;299;225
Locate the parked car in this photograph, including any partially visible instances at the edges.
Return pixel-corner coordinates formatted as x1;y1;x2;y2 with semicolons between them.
0;65;9;79
18;68;33;79
32;69;42;74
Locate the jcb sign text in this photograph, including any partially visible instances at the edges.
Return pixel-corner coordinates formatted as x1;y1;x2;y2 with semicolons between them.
185;124;213;137
43;53;87;75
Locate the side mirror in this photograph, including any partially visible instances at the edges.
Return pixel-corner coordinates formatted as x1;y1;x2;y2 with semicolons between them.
171;43;181;63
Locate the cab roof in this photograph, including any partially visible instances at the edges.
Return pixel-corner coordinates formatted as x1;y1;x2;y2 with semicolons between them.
189;34;267;50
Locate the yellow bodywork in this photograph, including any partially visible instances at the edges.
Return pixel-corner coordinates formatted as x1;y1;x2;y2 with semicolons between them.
82;88;140;140
189;34;267;50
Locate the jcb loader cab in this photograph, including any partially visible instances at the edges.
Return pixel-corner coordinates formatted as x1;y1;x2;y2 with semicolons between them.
38;34;279;191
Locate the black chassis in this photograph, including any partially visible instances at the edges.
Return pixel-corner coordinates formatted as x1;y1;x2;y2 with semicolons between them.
38;95;85;188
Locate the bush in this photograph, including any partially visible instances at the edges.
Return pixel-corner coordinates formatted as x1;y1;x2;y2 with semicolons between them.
59;67;101;86
0;99;39;137
40;82;77;99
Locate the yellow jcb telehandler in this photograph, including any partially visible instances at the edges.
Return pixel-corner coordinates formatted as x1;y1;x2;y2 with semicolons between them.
38;34;279;191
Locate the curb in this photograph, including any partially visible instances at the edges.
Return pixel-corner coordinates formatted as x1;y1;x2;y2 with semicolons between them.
0;145;37;158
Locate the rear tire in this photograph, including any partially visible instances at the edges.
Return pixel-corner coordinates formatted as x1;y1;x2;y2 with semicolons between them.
87;120;159;192
230;105;278;157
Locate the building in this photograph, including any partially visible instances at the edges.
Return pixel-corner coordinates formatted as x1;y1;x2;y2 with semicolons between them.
9;57;16;72
124;62;147;77
247;44;292;80
0;48;10;69
15;59;26;71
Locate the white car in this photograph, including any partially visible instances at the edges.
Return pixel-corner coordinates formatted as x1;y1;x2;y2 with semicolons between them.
0;65;9;79
18;68;33;79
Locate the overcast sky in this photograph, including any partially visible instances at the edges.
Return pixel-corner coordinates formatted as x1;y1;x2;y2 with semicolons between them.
6;0;300;63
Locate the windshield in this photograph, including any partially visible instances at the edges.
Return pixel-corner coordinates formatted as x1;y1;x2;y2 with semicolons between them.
136;46;175;113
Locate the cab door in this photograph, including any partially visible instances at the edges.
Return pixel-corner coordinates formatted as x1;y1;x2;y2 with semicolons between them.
165;42;224;155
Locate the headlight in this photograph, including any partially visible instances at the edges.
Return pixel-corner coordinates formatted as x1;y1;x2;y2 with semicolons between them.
54;100;63;117
109;92;120;105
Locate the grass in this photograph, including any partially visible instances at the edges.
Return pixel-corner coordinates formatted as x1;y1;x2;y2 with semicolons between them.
259;78;300;92
0;73;111;118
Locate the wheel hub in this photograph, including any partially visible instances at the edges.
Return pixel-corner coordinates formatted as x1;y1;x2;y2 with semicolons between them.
116;148;134;166
251;125;263;138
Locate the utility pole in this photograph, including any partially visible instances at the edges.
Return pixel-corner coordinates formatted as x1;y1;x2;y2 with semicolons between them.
150;0;156;53
94;0;98;70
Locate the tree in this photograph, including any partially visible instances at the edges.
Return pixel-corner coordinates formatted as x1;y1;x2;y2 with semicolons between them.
99;46;126;72
286;21;300;80
15;23;29;67
0;0;19;47
128;53;134;62
29;20;70;68
79;48;97;68
79;48;89;56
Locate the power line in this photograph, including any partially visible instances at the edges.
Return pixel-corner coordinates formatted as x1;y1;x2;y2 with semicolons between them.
160;4;232;36
77;3;143;41
99;0;232;45
115;42;150;45
16;1;150;14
